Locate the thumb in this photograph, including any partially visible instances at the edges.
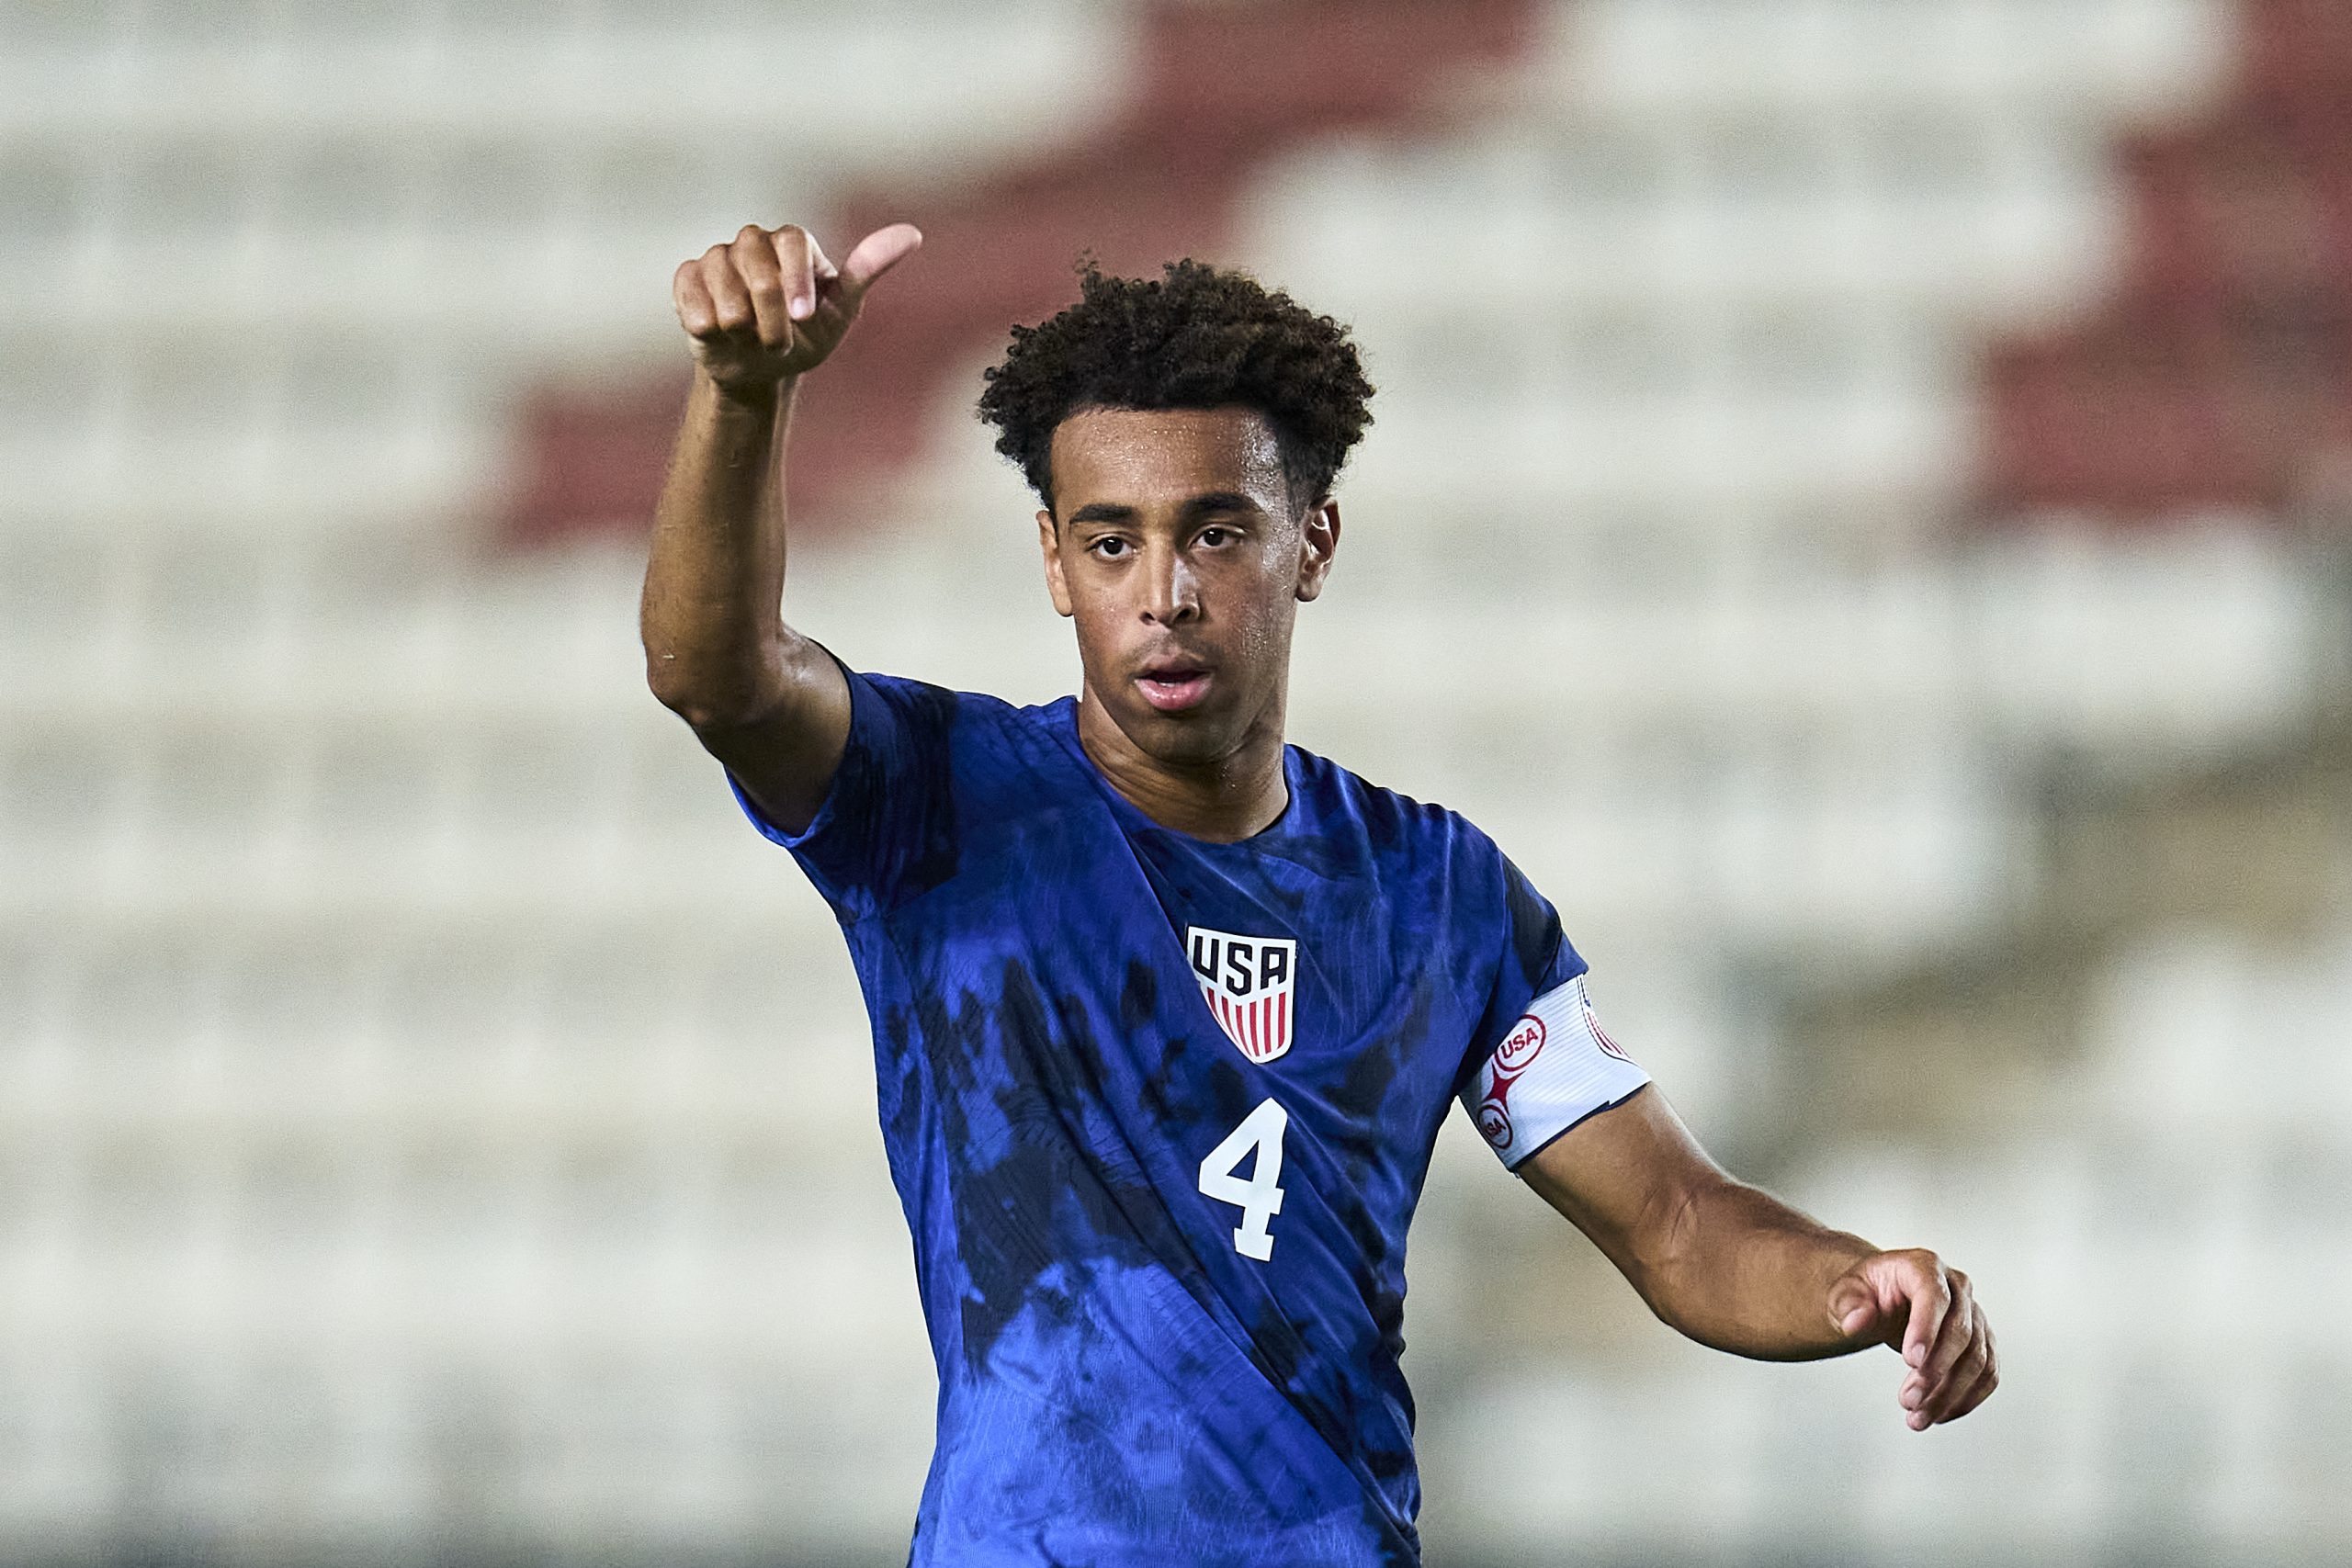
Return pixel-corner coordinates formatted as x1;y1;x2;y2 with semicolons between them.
1826;1269;1883;1338
840;222;924;299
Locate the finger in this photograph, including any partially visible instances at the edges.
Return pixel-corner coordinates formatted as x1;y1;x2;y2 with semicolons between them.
1933;1354;1995;1426
699;247;755;335
730;225;792;347
801;232;839;314
1918;1324;1987;1424
673;257;718;337
767;224;819;321
1948;1359;1998;1422
1917;1343;1989;1427
1916;1273;1975;1400
839;221;923;299
1898;1258;1951;1371
1943;1325;1999;1423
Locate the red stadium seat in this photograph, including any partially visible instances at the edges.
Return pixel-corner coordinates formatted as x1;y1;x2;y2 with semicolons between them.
503;0;1541;546
1976;0;2352;522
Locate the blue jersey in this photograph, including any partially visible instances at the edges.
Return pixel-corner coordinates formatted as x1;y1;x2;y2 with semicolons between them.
730;668;1650;1565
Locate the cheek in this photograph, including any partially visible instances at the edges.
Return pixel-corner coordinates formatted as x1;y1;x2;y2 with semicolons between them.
1062;581;1128;660
1224;575;1297;664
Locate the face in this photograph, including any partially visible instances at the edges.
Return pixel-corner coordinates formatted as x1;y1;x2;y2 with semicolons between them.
1038;406;1340;769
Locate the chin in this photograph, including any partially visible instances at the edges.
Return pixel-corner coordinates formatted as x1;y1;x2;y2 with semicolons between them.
1117;701;1250;766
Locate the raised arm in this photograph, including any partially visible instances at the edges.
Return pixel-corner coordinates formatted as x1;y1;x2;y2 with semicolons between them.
1518;1088;1996;1429
640;220;922;833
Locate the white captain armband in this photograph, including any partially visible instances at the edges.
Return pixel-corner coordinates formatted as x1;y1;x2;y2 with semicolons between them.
1462;976;1651;1170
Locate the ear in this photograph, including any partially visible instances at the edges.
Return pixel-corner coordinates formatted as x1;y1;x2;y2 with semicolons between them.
1295;498;1340;603
1038;508;1074;617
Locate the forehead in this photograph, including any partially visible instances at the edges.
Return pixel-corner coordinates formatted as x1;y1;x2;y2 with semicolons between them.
1048;406;1287;513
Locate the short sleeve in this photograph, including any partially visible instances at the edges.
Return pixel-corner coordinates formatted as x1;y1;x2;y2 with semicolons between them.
1456;853;1588;1093
727;664;961;922
1460;974;1650;1170
1453;853;1649;1169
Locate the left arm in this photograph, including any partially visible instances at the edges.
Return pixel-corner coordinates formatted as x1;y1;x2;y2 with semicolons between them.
1519;1086;1997;1429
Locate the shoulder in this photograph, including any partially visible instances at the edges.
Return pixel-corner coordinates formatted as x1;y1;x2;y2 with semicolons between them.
1294;743;1569;987
849;671;1090;812
851;668;980;724
1288;743;1507;869
849;670;1057;749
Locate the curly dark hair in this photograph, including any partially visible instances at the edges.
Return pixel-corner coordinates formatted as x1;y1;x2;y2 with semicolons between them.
976;257;1374;514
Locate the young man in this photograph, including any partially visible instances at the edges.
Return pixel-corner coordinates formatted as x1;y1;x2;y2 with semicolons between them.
641;221;1996;1565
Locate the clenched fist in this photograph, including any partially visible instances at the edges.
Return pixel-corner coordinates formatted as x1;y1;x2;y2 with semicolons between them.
673;221;923;396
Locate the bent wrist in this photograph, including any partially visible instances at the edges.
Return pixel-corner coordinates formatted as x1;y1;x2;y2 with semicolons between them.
698;367;797;418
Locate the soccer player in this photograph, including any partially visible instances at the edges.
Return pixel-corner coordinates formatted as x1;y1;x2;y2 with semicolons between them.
641;222;1996;1565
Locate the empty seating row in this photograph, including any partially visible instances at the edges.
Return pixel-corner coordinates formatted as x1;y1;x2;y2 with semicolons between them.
9;0;2337;1560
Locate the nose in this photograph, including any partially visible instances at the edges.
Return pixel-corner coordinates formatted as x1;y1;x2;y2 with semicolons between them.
1140;539;1201;626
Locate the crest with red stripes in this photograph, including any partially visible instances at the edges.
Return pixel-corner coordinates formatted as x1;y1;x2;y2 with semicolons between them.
1187;926;1296;1064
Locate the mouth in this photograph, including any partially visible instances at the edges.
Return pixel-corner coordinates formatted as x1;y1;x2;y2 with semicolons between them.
1134;661;1214;713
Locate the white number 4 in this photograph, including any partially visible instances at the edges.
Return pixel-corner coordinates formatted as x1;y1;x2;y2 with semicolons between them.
1198;1098;1288;1261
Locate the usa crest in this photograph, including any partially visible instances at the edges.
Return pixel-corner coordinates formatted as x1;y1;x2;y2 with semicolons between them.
1187;926;1297;1064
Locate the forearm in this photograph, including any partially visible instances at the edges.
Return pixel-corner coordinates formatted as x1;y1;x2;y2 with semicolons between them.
1521;1089;1995;1423
1640;1178;1878;1360
640;369;801;726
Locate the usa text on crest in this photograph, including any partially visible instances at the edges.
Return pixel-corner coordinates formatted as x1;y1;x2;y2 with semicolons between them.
1187;926;1297;1064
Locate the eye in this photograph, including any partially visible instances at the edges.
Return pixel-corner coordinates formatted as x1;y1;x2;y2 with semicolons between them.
1088;536;1132;559
1197;525;1236;547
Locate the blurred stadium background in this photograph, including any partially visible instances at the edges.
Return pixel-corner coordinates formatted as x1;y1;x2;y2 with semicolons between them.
5;0;2350;1562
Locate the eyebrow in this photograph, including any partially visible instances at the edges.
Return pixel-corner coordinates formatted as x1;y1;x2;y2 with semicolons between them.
1182;491;1264;517
1065;492;1266;526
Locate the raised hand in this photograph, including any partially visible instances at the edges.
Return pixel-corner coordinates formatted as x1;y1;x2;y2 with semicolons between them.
672;221;923;396
1826;1248;1997;1430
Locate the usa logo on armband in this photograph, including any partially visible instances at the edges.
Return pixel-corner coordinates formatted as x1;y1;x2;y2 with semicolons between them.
1465;975;1650;1168
1473;1012;1547;1150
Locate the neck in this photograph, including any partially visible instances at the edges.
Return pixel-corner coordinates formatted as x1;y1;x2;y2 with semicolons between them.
1075;687;1289;842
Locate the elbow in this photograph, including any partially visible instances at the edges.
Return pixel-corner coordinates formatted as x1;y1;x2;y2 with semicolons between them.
644;652;706;722
645;653;764;732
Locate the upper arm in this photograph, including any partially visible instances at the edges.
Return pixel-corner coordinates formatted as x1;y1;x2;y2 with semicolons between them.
717;662;965;922
681;637;852;836
1515;1085;1731;1292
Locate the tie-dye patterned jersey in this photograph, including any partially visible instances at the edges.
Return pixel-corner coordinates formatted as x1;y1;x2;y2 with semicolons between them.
727;667;1650;1566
